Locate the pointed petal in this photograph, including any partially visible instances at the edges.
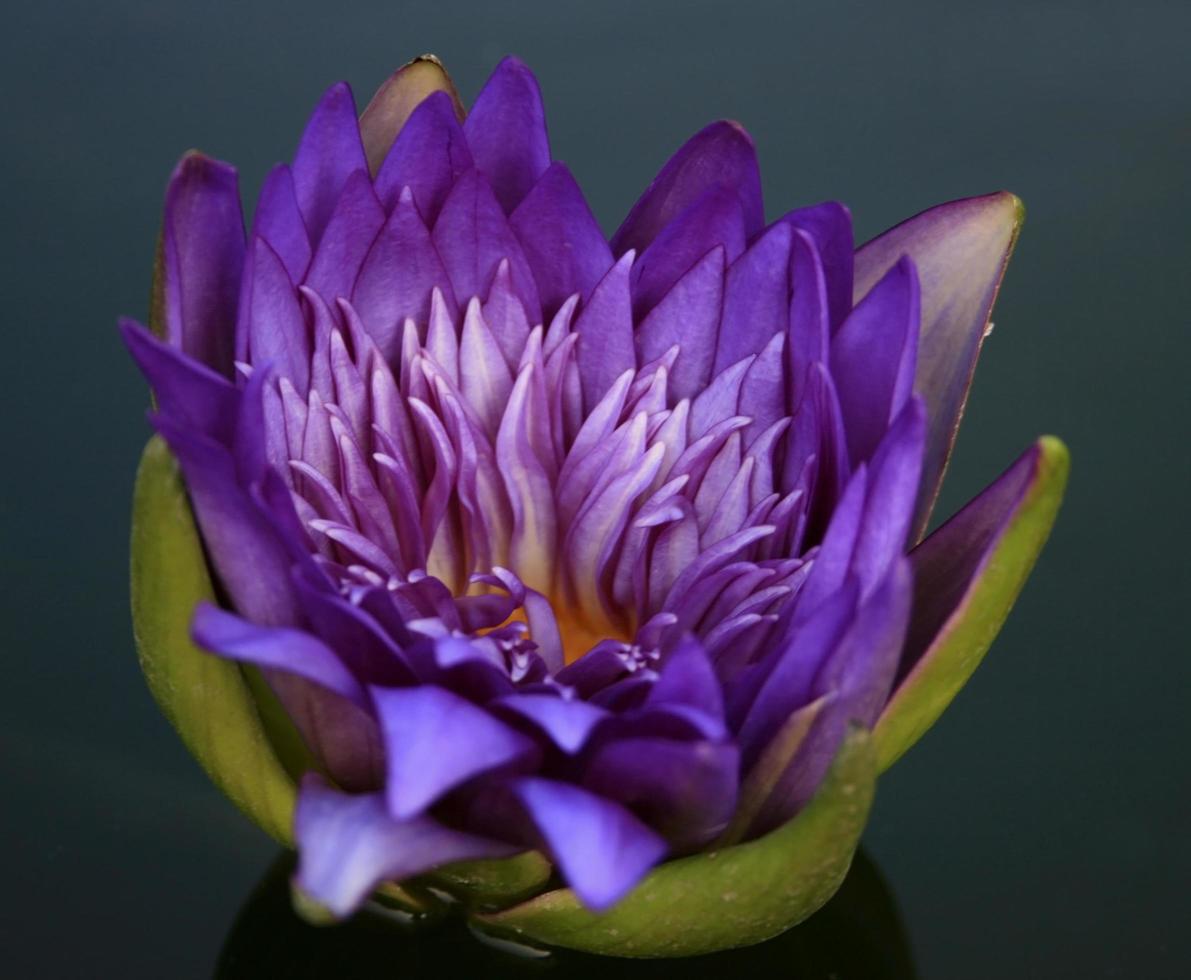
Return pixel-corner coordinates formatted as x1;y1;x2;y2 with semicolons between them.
291;82;368;242
511;163;613;315
372;686;539;818
494;694;608;753
191;603;365;708
150;414;298;626
632;185;745;316
353;187;452;359
159;152;244;375
783;202;853;333
251;163;310;282
855;192;1024;538
303;170;385;303
243;237;310;391
359;55;464;176
648;634;724;720
374;90;473;220
750;560;912;833
573;251;635;409
831;256;920;467
636;246;725;400
611;121;763;256
293;776;516;919
433;169;542;320
512;778;667;911
584;737;738;850
463;56;551;213
120;318;238;443
874;436;1068;771
714;221;792;373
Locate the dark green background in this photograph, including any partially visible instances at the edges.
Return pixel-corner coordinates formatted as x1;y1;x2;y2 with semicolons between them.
4;1;1188;976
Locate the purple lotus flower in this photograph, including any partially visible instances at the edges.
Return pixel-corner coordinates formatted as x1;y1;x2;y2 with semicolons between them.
124;55;1067;956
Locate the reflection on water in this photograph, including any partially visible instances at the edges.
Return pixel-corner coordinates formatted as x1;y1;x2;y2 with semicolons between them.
215;849;915;979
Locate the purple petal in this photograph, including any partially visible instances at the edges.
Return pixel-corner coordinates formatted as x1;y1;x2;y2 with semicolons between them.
463;56;551;213
512;777;668;910
732;579;859;764
290;82;368;242
251;164;310;282
243;237;310;392
714;221;792;374
631;185;746;316
636;246;726;401
191;602;366;708
611;120;763;256
353;187;454;361
573;251;636;410
854;192;1023;538
783;202;853;333
119;318;238;443
749;558;912;834
374;90;473;221
786;229;830;393
372;685;539;819
293;776;517;918
494;693;608;753
648;634;724;721
159;152;244;375
850;398;926;595
150;414;298;626
830;256;919;467
433;169;542;321
898;437;1059;686
359;55;463;176
510;163;613;315
302;170;385;304
584;737;738;851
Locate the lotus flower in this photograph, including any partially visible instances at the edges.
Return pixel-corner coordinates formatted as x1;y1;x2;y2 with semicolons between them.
124;54;1067;957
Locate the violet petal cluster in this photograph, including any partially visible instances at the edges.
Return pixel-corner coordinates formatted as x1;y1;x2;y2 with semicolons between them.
122;55;1059;921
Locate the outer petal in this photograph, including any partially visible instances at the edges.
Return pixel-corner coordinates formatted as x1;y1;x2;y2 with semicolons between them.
191;603;367;709
873;436;1069;771
783;202;853;334
292;776;518;920
158;152;244;376
433;169;542;321
573;251;636;409
359;55;464;176
250;164;310;283
302;170;385;304
372;685;539;819
855;192;1024;538
479;728;875;956
373;90;473;221
463;56;551;213
510;163;613;315
353;187;453;359
119;318;238;443
150;414;299;627
511;778;668;911
291;82;368;242
611;120;764;256
831;256;920;467
130;437;299;843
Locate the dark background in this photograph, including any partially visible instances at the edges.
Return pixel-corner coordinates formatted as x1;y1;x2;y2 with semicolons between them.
3;1;1188;976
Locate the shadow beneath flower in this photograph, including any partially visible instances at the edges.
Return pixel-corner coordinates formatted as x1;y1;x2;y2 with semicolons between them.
214;848;915;979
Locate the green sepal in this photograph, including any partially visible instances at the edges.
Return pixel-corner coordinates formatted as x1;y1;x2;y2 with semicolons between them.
131;435;300;844
473;727;876;958
425;851;554;911
873;435;1070;772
